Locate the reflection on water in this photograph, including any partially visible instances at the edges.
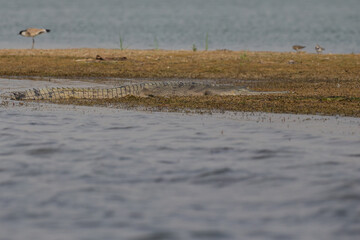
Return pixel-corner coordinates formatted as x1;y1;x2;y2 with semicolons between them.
1;93;360;239
1;0;359;53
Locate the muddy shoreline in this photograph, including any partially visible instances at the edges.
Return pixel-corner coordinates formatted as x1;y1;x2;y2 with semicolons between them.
1;49;359;117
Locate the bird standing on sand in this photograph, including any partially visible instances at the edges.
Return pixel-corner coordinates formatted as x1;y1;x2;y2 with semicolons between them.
19;28;51;49
315;44;325;54
292;45;306;52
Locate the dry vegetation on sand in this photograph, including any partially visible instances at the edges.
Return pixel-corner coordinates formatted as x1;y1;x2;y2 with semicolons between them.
0;48;359;116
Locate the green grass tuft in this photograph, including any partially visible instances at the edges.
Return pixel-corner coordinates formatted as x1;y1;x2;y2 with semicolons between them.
205;33;209;51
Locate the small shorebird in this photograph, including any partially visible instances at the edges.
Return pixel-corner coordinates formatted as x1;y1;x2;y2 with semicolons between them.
315;44;325;54
292;45;306;52
19;28;51;49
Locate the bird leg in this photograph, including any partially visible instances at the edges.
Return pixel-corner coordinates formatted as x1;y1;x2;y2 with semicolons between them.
32;37;35;49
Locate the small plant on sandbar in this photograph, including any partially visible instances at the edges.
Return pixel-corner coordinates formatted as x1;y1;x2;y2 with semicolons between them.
237;52;249;76
119;34;128;50
153;37;159;50
192;44;197;52
205;33;209;51
239;52;247;61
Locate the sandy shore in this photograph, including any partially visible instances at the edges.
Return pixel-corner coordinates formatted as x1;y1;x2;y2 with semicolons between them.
0;49;359;117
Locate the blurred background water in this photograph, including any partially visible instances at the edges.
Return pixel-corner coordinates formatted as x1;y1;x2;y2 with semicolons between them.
0;0;359;53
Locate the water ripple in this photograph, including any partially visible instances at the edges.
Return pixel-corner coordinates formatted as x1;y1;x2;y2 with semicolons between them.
1;102;360;240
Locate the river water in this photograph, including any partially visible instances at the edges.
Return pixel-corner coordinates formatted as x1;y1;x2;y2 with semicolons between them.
0;0;359;53
1;78;360;240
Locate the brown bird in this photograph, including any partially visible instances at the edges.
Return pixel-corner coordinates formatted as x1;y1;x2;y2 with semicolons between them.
19;28;51;49
95;55;105;61
315;44;325;54
292;45;306;52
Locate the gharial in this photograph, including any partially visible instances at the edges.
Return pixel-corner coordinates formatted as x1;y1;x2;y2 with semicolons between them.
19;28;51;49
8;81;288;101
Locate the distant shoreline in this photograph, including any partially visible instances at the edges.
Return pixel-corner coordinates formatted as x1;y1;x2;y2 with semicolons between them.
1;48;359;117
